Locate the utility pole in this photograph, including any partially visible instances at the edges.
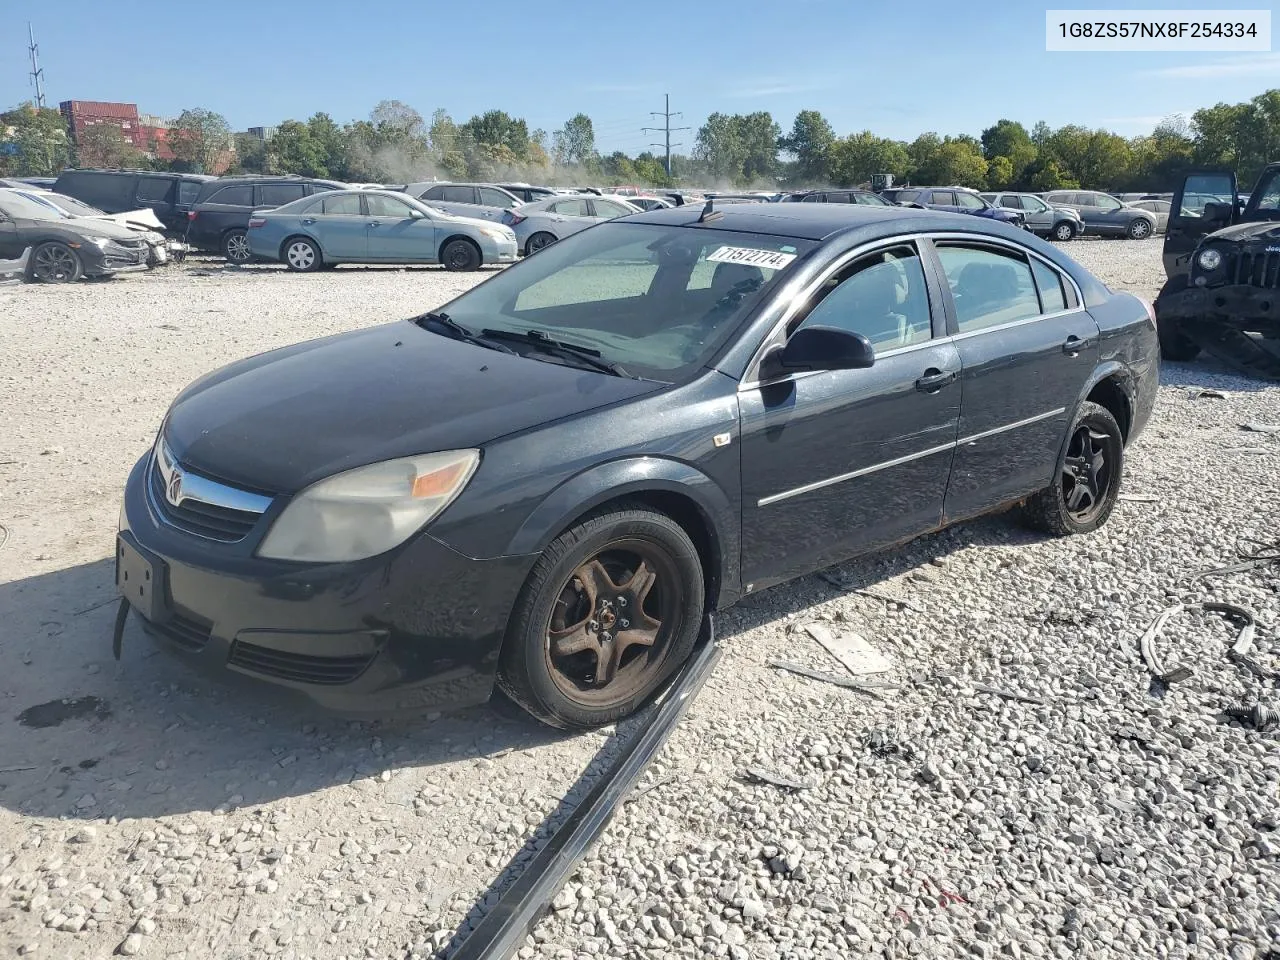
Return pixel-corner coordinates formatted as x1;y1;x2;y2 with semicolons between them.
642;94;690;180
28;22;46;109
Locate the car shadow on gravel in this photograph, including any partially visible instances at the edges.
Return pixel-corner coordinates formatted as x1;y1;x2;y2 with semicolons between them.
0;559;571;822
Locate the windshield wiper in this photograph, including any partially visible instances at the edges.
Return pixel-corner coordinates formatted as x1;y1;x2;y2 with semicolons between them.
480;328;633;378
412;312;516;354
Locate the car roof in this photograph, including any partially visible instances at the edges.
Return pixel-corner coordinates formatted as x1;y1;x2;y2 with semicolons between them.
625;201;940;240
61;168;214;180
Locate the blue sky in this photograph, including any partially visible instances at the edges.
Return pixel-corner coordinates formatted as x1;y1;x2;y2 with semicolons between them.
3;0;1277;152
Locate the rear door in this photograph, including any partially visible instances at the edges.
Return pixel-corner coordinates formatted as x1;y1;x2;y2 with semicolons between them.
135;175;177;228
313;192;367;259
925;190;960;213
1165;170;1238;278
931;238;1099;520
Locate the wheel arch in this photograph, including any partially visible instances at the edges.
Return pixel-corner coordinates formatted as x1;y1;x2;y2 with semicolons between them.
505;457;739;612
438;233;482;264
1074;362;1137;443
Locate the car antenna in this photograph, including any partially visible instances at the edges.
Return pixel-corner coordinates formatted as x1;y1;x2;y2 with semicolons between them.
698;198;723;223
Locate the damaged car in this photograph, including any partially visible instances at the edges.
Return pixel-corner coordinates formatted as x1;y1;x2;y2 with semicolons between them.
0;189;151;282
11;188;178;266
116;203;1156;729
1153;163;1280;378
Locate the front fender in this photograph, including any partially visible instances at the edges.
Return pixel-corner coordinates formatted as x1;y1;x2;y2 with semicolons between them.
507;456;741;609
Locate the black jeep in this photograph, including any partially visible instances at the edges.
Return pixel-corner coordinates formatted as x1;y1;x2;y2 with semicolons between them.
1154;163;1280;378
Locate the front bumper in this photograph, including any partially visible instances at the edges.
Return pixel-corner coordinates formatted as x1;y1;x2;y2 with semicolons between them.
1155;283;1280;329
118;454;537;714
487;238;519;263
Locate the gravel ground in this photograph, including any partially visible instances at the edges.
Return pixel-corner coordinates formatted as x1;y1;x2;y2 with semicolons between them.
1;241;1278;960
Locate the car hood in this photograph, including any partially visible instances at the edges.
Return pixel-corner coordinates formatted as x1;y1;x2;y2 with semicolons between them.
165;321;662;493
1205;220;1280;243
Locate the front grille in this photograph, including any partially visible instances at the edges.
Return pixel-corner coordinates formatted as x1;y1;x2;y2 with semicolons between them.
143;611;212;651
228;641;376;685
1232;249;1280;290
148;455;264;542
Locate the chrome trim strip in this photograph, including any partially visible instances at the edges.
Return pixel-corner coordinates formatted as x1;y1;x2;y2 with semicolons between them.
756;405;1067;507
757;439;957;507
957;407;1066;446
155;442;273;515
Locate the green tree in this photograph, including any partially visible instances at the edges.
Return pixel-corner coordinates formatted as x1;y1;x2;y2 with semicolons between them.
1022;157;1078;192
307;112;348;179
778;109;835;183
825;131;910;186
462;110;530;159
231;133;268;174
76;123;141;168
694;112;779;184
0;103;72;176
1045;125;1131;189
980;119;1037;180
553;113;596;166
169;108;232;174
633;151;670;186
986;155;1015;189
268;120;329;176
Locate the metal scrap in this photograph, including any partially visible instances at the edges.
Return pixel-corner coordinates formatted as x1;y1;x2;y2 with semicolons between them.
1185;387;1227;399
1117;493;1160;503
801;622;892;676
970;682;1048;706
1224;703;1280;731
1137;601;1259;687
1241;422;1280;435
769;659;899;698
1191;538;1280;580
739;767;815;790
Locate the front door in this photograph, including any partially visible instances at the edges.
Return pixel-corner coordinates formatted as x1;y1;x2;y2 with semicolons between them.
365;193;437;262
740;240;961;588
931;240;1100;521
1164;170;1240;278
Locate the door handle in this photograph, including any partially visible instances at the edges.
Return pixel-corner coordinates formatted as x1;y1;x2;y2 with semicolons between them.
368;221;381;228
1062;335;1096;356
301;218;316;225
915;368;956;393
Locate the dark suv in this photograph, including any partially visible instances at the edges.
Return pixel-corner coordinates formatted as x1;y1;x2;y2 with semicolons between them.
881;187;1023;226
52;169;214;233
187;176;346;262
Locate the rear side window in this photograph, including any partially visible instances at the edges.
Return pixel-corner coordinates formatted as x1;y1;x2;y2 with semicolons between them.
1000;195;1024;210
478;187;513;206
209;185;253;205
592;199;635;218
895;190;920;203
322;194;363;215
137;177;172;202
936;244;1042;333
1031;259;1068;313
801;193;820;202
857;193;890;205
550;199;592;216
307;182;339;194
260;183;307;206
930;191;957;206
178;181;202;204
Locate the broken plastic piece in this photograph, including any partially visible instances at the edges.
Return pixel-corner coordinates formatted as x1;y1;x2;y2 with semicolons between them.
111;598;129;661
1137;601;1259;687
970;682;1048;706
1240;421;1280;434
801;622;892;676
769;659;898;698
740;767;814;790
1185;387;1226;399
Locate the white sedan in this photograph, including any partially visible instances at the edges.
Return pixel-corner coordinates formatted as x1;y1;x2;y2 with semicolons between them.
503;195;641;255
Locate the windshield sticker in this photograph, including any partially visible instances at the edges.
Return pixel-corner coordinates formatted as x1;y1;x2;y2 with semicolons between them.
705;246;797;270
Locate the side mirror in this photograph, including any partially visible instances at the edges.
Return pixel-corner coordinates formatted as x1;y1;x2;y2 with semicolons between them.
761;326;876;378
409;209;426;219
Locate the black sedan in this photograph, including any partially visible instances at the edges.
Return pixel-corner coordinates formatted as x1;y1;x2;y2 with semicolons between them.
116;203;1159;729
0;190;150;282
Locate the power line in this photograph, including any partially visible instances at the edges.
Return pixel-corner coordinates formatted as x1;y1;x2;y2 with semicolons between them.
28;22;46;109
641;94;691;178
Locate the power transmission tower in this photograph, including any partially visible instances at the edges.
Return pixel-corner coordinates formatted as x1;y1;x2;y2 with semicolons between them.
642;94;690;180
28;22;46;108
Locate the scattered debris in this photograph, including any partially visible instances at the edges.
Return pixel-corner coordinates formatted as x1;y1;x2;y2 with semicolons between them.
1185;387;1226;399
16;696;111;729
1137;601;1258;689
624;776;676;805
1223;703;1280;732
864;729;916;761
1240;421;1280;434
0;522;7;551
1223;446;1270;455
1117;492;1160;503
739;767;815;791
768;659;899;699
816;572;925;612
0;764;37;774
1192;538;1280;580
970;682;1048;706
801;622;893;676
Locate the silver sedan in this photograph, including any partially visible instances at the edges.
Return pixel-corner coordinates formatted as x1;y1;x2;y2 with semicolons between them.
503;195;640;255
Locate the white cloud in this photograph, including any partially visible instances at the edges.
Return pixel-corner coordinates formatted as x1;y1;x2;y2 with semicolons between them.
1146;53;1280;79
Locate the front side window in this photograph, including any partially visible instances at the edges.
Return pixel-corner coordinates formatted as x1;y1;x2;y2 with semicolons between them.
436;223;814;380
322;194;363;216
592;199;635;218
137;177;171;202
801;193;820;202
1252;171;1280;212
1025;196;1050;213
895;190;921;204
936;244;1042;333
478;187;514;207
1000;196;1025;210
210;185;253;206
857;192;890;206
1181;174;1235;217
792;244;933;351
954;192;984;210
366;194;415;217
260;183;307;206
1094;194;1123;212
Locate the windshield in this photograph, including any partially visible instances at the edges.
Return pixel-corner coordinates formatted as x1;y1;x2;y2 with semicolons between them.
0;191;67;221
433;222;815;381
53;194;107;216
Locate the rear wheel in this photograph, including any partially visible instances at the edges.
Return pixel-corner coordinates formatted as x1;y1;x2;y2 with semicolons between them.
497;505;704;730
441;238;481;272
525;232;557;255
1052;221;1075;242
283;237;321;272
31;241;83;283
1021;401;1124;537
1127;218;1153;240
222;229;251;263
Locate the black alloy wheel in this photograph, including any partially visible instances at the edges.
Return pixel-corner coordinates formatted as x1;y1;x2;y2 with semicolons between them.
1022;401;1124;536
498;505;704;729
31;242;83;283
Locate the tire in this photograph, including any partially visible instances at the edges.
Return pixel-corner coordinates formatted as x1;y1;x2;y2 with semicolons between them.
222;229;251;263
30;241;83;283
497;504;705;730
441;238;481;272
1021;401;1124;537
1154;276;1201;361
1052;221;1075;242
1126;218;1153;240
525;232;557;255
282;237;321;272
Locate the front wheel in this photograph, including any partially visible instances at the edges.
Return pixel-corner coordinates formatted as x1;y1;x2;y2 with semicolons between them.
497;505;705;729
283;237;321;272
31;242;83;283
1127;218;1153;240
1052;221;1076;242
441;239;481;272
1021;401;1124;537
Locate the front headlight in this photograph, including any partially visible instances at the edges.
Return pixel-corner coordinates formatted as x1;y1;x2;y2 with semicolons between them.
1197;248;1223;271
257;450;480;562
85;236;114;249
480;226;515;242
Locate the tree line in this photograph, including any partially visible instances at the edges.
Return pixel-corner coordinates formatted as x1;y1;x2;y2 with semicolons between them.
3;88;1278;193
